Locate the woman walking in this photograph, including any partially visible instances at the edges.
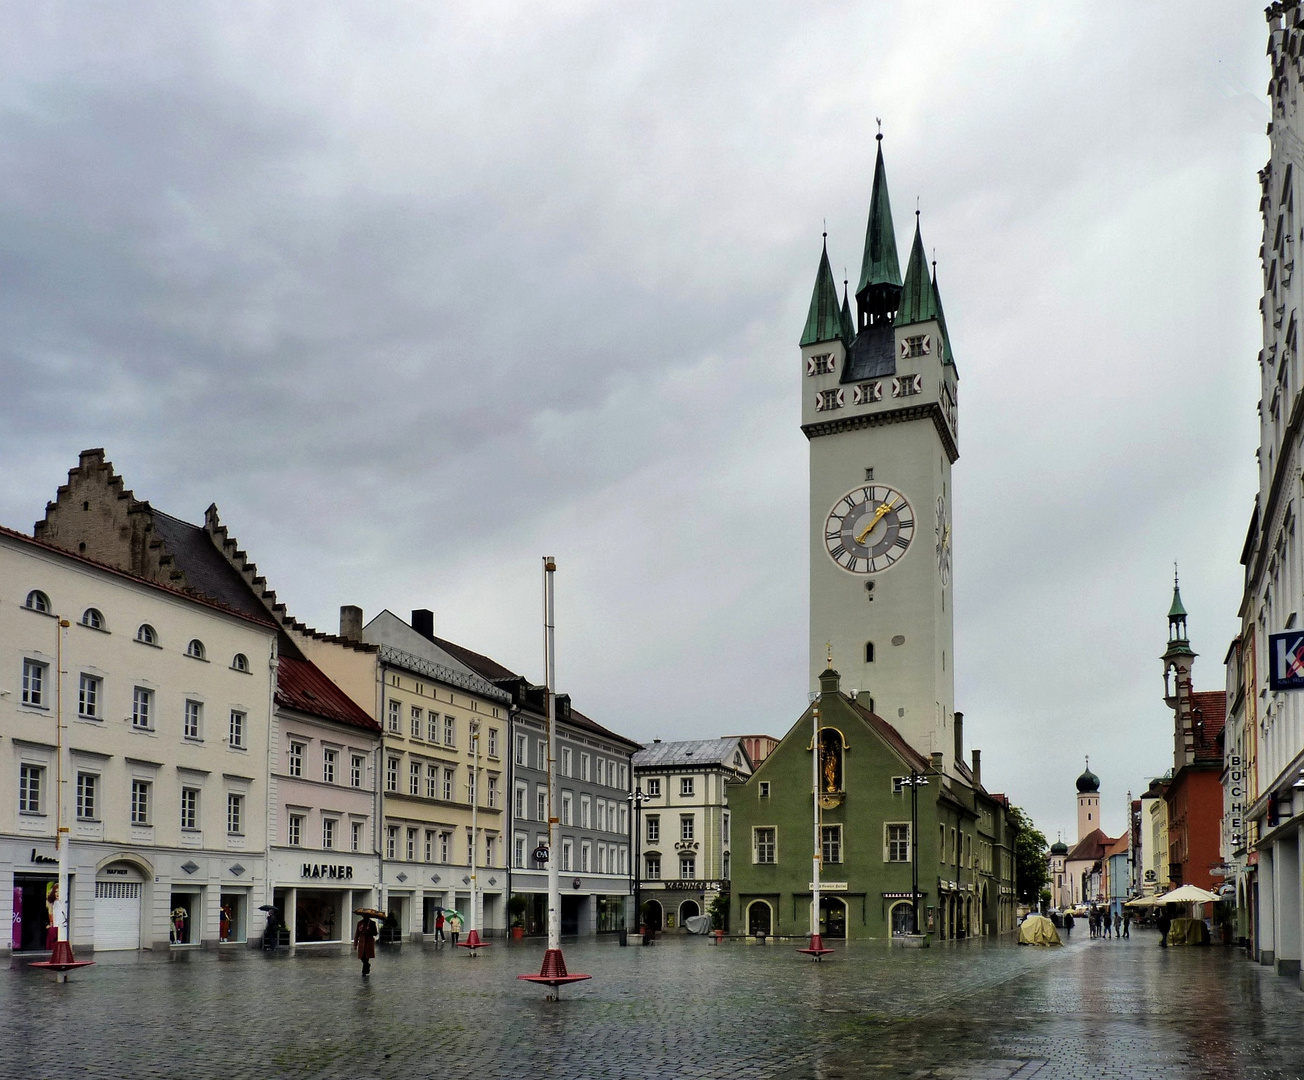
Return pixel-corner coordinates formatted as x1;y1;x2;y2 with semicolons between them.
354;914;378;976
448;910;463;945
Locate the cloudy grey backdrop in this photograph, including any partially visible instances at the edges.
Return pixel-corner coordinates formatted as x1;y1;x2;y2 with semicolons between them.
0;1;1267;845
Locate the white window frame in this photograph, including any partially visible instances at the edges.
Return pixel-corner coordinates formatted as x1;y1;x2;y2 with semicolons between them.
131;779;151;825
19;764;43;814
885;822;911;863
180;787;199;831
132;686;153;729
78;673;101;719
288;741;304;778
645;778;661;797
323;749;337;784
351;754;365;789
76;772;98;820
753;826;777;864
287;814;303;846
184;699;202;740
680;776;694;797
227;792;244;835
388;699;400;733
228;710;246;749
322;818;336;850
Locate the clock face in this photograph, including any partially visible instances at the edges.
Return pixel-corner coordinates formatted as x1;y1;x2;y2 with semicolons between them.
935;495;952;587
824;485;915;574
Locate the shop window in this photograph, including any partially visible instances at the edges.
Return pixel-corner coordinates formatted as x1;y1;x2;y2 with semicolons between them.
295;892;340;943
21;659;47;708
78;674;101;719
170;893;196;945
13;876;56;951
220;892;246;943
80;608;104;630
25;590;51;613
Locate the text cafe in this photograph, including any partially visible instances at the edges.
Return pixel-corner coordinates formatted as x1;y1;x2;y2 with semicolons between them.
268;851;379;947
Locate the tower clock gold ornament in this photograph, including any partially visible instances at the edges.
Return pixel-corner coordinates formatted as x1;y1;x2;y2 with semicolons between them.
824;485;915;574
935;494;951;587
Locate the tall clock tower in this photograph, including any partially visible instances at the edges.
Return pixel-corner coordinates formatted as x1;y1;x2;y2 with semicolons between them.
801;134;960;773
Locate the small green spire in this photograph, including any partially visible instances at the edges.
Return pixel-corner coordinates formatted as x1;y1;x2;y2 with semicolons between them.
800;236;844;347
856;135;902;297
839;277;853;345
896;215;939;327
1168;568;1188;620
931;261;955;365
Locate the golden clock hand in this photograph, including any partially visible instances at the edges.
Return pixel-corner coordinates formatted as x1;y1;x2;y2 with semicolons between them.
855;502;893;545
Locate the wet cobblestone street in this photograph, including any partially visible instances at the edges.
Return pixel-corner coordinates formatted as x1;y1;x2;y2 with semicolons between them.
3;932;1302;1080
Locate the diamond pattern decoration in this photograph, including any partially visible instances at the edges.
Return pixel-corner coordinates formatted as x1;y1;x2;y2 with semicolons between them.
181;861;200;875
396;872;408;883
431;873;441;884
462;876;471;885
229;864;246;877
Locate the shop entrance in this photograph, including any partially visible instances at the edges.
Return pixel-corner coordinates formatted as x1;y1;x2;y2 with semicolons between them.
890;901;916;935
170;891;199;945
678;899;700;926
641;899;663;932
819;897;847;938
219;891;247;943
747;900;772;936
560;894;581;935
95;881;142;951
12;874;56;952
297;890;343;943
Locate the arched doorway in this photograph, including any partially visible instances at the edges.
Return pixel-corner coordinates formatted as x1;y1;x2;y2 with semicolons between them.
641;899;663;932
747;900;772;936
819;897;847;938
890;901;915;935
678;899;700;926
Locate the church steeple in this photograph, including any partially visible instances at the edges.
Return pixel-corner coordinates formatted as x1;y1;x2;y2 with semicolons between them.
1167;571;1191;650
799;236;844;347
896;215;939;327
855;133;903;329
839;278;854;346
931;261;955;367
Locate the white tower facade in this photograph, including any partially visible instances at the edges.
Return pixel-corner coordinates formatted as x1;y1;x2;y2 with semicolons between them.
801;136;960;773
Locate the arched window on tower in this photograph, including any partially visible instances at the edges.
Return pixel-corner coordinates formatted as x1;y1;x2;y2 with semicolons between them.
865;641;875;663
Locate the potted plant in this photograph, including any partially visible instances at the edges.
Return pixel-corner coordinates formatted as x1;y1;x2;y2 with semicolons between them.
508;895;528;939
708;893;729;943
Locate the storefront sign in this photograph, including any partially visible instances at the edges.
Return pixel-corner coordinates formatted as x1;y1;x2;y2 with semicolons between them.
663;880;723;891
30;849;56;866
811;882;847;891
301;863;354;880
1269;632;1304;690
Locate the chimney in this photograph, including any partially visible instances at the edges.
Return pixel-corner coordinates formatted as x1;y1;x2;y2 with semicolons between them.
971;749;981;789
339;605;363;641
411;609;434;640
930;751;943;773
953;711;964;767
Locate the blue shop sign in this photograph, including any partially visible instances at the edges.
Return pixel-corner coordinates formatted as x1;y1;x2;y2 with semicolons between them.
1269;631;1304;690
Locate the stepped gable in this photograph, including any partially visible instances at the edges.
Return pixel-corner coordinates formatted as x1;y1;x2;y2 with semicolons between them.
276;654;380;733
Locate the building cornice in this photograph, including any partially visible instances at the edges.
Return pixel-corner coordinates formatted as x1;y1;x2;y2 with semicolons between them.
801;400;958;463
1248;386;1304;590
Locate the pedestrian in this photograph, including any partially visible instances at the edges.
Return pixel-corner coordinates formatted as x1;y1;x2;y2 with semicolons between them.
1157;909;1171;948
1090;911;1098;939
435;909;446;942
355;914;378;976
1063;912;1074;939
448;911;463;945
1113;912;1122;939
1123;911;1130;939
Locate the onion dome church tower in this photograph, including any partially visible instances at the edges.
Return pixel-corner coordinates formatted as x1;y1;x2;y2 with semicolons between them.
1076;757;1101;842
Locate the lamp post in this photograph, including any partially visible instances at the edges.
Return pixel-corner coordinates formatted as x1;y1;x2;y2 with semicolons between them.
458;718;488;953
799;691;832;959
627;785;649;933
518;556;591;996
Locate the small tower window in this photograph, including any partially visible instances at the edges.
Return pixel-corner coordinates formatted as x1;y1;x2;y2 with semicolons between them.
81;608;105;630
186;639;206;661
136;624;158;646
865;642;875;663
232;653;250;673
25;591;51;614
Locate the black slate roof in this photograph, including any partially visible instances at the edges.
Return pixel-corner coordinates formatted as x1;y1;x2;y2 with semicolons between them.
841;321;896;383
150;510;271;621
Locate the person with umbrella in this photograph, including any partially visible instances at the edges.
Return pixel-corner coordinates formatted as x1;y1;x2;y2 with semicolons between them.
260;904;281;951
447;909;463;945
354;908;381;976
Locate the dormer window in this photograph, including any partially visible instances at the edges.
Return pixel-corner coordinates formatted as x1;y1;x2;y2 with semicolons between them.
25;591;51;614
232;653;250;673
136;624;158;646
80;608;105;630
186;639;206;661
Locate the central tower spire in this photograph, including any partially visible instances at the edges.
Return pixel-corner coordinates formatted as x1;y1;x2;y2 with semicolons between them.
855;132;903;329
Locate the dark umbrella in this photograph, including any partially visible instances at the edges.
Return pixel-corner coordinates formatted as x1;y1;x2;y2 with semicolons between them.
258;905;276;912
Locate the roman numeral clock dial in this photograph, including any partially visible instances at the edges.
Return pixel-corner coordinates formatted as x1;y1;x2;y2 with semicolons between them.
824;485;915;574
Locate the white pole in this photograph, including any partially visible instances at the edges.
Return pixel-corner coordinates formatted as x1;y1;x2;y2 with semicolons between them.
544;557;560;952
470;720;479;937
811;697;821;939
55;618;70;948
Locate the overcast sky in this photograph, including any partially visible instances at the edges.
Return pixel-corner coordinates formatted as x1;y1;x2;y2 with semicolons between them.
0;1;1270;845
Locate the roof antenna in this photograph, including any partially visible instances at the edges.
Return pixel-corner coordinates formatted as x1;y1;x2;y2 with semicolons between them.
1174;561;1179;588
875;117;882;142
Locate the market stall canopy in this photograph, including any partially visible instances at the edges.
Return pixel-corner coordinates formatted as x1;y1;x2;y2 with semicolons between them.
1159;885;1219;905
1017;915;1062;946
1124;895;1162;908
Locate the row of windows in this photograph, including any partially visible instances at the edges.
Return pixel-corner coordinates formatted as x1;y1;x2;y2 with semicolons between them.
286;742;368;788
515;735;627;789
636;776;701;799
387;701;498;755
22;591;251;671
286;813;366;852
644;811;730;844
512;833;628;874
513;785;629;834
20;764;245;833
21;660;248;747
384;824;495;865
747;823;912;865
384;757;499;807
644;852;719;880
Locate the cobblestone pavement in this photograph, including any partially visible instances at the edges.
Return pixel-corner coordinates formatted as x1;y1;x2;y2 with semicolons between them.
3;930;1303;1080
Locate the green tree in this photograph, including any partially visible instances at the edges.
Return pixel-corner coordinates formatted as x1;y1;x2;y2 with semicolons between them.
1006;804;1049;906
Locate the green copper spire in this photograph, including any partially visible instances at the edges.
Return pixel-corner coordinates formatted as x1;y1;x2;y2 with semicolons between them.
800;237;844;347
1168;585;1187;620
931;262;955;365
857;135;902;298
839;278;854;345
896;215;939;327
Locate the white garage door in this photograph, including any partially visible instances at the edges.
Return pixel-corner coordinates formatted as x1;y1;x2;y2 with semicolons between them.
94;881;141;951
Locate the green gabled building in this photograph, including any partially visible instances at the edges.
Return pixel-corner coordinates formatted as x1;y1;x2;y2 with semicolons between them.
728;666;1017;941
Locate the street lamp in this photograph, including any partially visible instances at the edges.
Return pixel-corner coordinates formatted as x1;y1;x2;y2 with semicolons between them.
458;718;488;953
799;690;832;959
627;785;650;933
897;769;930;936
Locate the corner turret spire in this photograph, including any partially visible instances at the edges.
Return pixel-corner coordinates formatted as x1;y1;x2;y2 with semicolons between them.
839;275;853;345
799;235;844;347
931;257;956;367
855;131;903;328
896;213;939;327
1167;566;1191;648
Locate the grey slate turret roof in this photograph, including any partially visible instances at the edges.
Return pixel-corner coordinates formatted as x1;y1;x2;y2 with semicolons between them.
633;738;752;774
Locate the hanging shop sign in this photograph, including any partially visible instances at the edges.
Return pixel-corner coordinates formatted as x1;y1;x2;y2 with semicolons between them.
1269;632;1304;690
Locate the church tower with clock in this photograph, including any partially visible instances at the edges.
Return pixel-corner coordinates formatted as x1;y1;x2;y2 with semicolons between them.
800;134;961;773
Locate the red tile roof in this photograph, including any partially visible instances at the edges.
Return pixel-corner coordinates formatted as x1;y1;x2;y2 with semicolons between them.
849;699;931;772
1065;828;1114;862
1190;690;1226;763
275;655;380;733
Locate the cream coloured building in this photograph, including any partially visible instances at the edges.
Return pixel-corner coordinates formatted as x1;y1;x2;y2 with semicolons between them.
1;525;277;952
